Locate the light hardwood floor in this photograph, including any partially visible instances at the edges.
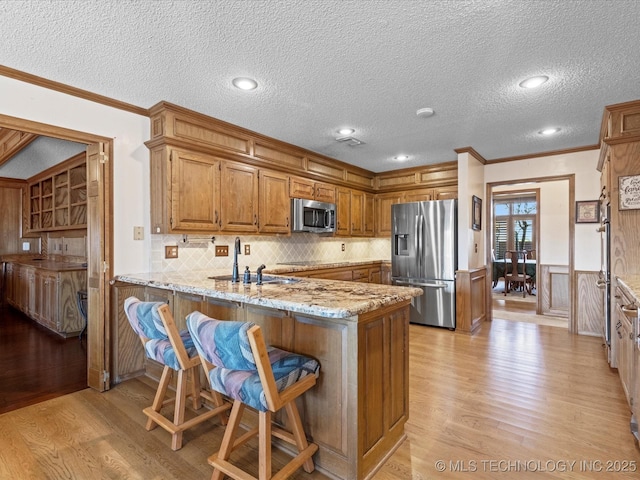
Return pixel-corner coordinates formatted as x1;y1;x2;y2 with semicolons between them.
0;319;638;479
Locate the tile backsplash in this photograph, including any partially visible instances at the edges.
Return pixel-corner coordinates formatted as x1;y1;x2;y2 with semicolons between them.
150;233;391;273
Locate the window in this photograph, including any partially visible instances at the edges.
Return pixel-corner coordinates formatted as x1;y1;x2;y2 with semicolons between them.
493;193;537;260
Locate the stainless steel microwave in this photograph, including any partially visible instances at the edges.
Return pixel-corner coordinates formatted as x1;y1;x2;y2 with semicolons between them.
291;198;336;233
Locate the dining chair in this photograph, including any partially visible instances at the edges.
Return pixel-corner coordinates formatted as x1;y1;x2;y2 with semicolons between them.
123;297;231;450
187;311;320;480
504;250;531;297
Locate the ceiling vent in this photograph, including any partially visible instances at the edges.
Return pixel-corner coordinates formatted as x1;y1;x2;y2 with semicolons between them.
335;136;365;146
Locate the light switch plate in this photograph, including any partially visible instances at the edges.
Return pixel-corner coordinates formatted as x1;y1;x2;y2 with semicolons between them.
244;244;251;255
133;226;144;240
165;245;178;258
215;245;229;256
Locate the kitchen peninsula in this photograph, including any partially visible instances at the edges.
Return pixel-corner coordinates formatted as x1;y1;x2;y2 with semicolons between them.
112;270;421;480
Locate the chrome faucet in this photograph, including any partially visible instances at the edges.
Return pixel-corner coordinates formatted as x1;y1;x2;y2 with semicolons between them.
232;237;241;283
256;264;266;285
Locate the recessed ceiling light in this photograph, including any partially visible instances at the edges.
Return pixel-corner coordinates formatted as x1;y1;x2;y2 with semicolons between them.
394;155;410;161
337;128;355;135
416;107;434;118
539;127;560;136
232;77;258;90
519;75;549;89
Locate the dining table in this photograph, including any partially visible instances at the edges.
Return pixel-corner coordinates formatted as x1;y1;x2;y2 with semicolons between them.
492;258;537;288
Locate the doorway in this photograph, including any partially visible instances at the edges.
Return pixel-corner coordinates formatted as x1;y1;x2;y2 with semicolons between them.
486;175;575;331
0;113;113;394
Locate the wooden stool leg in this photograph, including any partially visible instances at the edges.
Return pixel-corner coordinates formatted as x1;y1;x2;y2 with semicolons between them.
146;365;172;431
170;368;189;450
211;400;245;480
285;402;315;473
190;366;203;410
259;410;272;480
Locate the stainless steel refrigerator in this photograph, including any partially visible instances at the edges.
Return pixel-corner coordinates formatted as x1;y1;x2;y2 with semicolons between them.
391;200;457;328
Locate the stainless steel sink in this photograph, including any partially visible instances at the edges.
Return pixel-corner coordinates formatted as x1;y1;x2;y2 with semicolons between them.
207;274;300;285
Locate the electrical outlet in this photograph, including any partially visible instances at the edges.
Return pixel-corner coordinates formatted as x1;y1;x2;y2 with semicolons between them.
165;245;178;258
215;245;229;256
341;243;345;252
244;244;251;255
133;226;144;240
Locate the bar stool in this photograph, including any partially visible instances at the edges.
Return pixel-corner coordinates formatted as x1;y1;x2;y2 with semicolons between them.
123;297;231;450
187;311;320;480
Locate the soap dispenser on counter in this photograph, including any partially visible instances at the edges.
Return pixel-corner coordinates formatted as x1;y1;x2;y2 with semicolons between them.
243;266;251;284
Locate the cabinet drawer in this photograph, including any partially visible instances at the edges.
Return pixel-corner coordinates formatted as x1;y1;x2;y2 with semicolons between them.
352;268;370;282
310;270;353;281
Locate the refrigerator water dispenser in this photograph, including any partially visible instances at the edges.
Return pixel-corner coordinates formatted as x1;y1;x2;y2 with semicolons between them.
395;234;409;256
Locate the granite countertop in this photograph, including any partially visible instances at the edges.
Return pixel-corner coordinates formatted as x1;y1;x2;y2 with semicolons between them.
114;269;421;320
616;275;640;303
2;256;86;272
265;258;390;274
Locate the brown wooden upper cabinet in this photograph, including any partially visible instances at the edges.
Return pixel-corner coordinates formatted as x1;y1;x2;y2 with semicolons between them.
404;185;458;203
289;176;336;203
27;153;87;233
258;170;290;234
150;146;292;235
375;186;457;238
375;192;404;237
219;161;259;233
168;149;221;232
336;187;375;237
336;187;351;236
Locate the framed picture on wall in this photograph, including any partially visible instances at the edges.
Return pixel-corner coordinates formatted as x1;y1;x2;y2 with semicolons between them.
472;195;482;231
619;174;640;210
575;200;600;223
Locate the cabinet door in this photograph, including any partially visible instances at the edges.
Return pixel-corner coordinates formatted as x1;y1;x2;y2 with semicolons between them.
352;267;370;283
259;170;290;234
26;268;37;318
220;161;259;233
618;315;632;405
376;192;403;237
369;267;381;284
39;272;59;330
350;190;365;236
336;188;351;236
404;188;434;202
18;266;30;313
289;176;314;200
364;193;375;237
5;263;15;306
314;182;336;203
434;185;458;200
173;292;204;331
171;149;221;232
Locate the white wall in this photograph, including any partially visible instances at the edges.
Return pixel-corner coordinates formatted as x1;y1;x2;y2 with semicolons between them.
484;150;601;271
0;76;151;275
493;180;570;265
457;151;485;270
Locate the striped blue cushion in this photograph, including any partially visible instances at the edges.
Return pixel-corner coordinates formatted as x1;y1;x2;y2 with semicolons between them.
124;297;196;370
186;311;320;411
186;311;256;370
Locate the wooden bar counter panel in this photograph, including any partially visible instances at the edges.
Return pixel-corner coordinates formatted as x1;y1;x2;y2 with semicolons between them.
112;270;419;479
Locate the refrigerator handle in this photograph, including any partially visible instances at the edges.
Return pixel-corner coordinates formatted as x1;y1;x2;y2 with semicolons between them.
394;280;446;288
415;214;421;269
418;214;424;266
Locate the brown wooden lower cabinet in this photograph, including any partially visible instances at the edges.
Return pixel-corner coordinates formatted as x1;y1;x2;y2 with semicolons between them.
110;281;410;479
5;261;86;337
288;262;386;284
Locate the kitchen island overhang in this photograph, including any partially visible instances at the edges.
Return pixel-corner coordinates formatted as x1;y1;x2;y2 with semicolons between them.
112;270;422;480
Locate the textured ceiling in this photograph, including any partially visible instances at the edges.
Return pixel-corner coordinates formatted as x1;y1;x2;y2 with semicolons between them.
1;0;639;175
